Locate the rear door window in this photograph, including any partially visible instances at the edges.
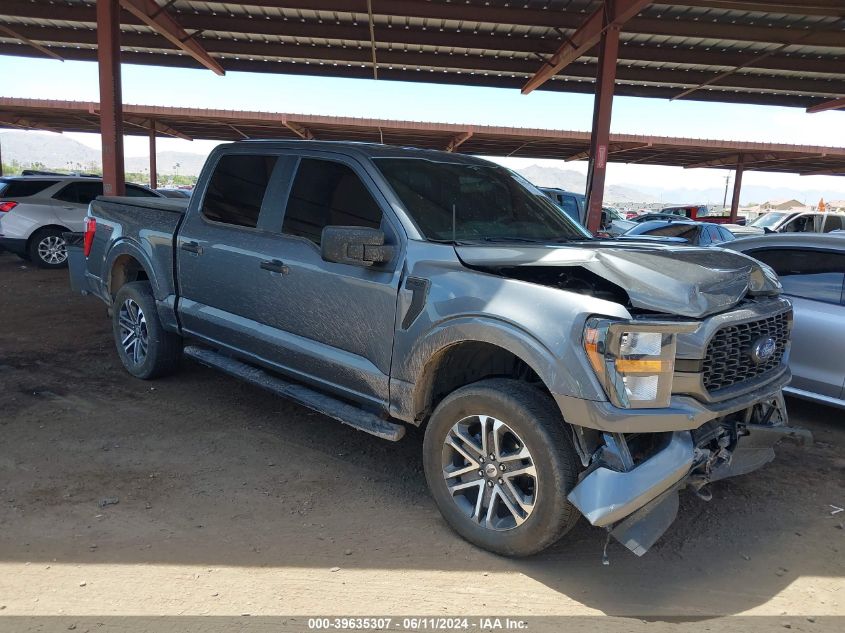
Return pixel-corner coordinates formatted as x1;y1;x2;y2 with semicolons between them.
749;248;845;304
0;179;59;197
201;154;278;228
820;215;844;232
54;181;104;205
281;158;383;245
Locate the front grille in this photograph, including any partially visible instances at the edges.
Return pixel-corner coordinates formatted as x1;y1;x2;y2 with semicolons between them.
702;311;790;393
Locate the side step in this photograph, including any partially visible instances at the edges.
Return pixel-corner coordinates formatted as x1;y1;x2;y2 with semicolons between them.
183;345;406;442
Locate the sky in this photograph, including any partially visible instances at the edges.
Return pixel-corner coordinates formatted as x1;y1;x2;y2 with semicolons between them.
2;54;844;199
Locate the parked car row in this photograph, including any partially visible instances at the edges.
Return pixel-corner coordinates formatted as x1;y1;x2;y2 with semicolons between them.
537;188;845;243
619;204;745;225
616;219;736;246
732;210;845;237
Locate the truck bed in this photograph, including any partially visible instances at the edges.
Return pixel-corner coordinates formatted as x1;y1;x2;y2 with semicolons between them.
76;196;188;307
96;195;189;214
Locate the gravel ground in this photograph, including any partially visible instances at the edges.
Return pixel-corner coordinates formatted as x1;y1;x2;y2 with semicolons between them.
0;251;843;624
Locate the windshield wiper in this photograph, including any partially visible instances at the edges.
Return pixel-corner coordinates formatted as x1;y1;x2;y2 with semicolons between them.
480;236;593;244
476;236;550;244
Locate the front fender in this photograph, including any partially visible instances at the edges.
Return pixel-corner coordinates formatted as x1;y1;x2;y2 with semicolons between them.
405;315;561;389
392;312;611;425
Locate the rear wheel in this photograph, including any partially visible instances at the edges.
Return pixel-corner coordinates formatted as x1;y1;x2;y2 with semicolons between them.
112;281;182;379
28;228;68;269
423;378;581;557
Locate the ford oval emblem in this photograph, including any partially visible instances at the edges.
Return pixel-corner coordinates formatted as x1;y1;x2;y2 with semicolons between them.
749;337;777;364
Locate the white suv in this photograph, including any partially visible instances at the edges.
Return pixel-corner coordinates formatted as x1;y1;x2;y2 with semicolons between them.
0;176;161;268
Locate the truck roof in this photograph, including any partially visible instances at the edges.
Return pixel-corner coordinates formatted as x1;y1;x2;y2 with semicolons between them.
226;139;495;165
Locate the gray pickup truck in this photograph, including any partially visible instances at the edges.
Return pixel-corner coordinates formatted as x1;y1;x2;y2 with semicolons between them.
70;141;808;558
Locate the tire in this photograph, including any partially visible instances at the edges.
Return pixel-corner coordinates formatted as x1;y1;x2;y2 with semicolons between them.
423;378;581;557
28;227;68;269
112;281;182;380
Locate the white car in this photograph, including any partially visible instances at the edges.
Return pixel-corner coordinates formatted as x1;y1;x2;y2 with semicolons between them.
0;176;161;268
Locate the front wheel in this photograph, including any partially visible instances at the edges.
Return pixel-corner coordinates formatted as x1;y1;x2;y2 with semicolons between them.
423;378;581;557
112;281;182;379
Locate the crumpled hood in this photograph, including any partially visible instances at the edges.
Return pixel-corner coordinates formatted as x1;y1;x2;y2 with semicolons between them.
456;241;781;318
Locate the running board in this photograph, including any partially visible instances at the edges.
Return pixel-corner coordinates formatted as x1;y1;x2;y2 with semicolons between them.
183;345;405;442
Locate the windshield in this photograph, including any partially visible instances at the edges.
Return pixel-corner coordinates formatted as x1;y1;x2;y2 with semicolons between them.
751;212;787;228
374;158;592;243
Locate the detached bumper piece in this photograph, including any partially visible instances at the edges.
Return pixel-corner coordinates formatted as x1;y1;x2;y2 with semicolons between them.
567;395;810;557
63;232;88;295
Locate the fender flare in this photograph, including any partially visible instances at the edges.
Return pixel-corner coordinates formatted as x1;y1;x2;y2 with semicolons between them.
399;315;566;418
104;238;167;301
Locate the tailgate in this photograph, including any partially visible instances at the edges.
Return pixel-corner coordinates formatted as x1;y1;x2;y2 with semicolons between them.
63;231;89;295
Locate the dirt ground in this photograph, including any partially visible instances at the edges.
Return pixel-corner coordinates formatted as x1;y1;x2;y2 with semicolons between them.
0;250;843;625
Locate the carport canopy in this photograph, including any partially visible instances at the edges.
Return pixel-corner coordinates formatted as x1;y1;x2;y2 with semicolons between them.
2;97;844;180
0;0;843;227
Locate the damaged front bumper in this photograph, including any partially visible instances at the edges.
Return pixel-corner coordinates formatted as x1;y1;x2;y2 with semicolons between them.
566;393;811;557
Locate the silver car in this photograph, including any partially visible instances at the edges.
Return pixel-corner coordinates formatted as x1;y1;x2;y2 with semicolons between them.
732;211;845;238
0;176;161;268
726;233;845;409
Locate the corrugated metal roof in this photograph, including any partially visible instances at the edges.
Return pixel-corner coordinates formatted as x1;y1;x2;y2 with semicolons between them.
1;97;843;175
0;1;843;109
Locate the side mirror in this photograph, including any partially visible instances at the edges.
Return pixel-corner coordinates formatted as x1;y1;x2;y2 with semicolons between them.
321;226;395;267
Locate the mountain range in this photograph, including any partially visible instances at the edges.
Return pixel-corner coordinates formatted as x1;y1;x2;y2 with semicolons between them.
0;130;207;176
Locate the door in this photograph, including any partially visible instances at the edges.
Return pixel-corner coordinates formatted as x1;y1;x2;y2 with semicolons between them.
177;151;296;357
255;155;403;407
52;181;103;230
177;151;402;409
747;247;845;398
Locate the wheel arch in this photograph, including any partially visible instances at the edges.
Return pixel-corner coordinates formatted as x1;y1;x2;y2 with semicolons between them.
105;240;162;302
26;223;71;247
402;318;563;425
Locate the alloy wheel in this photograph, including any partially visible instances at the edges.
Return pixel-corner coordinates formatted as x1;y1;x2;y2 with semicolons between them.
441;414;538;531
37;235;67;265
118;298;148;365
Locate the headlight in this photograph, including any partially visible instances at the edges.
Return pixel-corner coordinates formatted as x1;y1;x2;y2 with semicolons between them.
583;318;696;409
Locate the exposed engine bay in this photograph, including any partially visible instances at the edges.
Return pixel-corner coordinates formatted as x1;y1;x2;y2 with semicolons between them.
455;242;782;318
493;265;630;306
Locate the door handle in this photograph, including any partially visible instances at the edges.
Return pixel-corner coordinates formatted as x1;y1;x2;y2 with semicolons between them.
260;259;290;275
181;241;202;255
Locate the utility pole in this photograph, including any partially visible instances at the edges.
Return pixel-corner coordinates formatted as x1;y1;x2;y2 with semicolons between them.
722;173;731;210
